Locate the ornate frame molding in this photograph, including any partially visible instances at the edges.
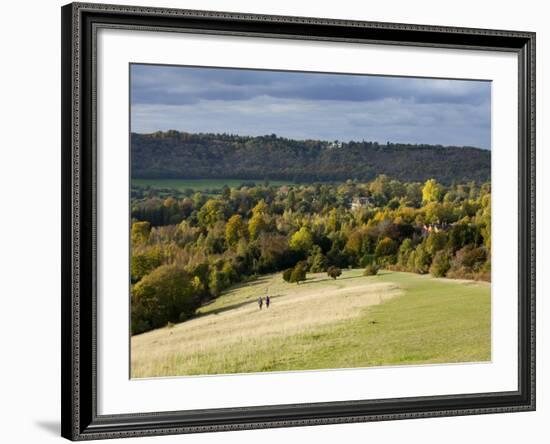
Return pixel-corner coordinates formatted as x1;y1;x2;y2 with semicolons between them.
61;2;535;440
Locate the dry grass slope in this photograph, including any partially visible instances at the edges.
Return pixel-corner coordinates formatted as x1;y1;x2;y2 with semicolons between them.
131;270;490;378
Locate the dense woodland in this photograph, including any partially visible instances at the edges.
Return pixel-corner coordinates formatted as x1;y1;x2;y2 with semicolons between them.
131;175;491;335
131;131;491;184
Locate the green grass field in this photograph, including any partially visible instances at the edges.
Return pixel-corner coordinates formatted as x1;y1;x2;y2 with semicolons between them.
132;178;294;192
131;270;491;378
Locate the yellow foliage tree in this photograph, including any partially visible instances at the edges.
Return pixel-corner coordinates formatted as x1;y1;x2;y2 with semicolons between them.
422;179;444;203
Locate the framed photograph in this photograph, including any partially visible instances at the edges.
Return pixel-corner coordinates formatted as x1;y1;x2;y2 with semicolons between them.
61;2;536;440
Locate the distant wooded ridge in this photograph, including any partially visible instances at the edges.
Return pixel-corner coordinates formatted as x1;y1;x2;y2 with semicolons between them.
131;131;491;185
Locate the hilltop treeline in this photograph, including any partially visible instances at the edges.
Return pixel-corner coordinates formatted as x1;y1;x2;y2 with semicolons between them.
131;131;491;185
130;176;491;335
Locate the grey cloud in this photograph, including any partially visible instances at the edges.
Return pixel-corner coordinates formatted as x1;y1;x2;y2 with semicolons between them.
130;64;491;149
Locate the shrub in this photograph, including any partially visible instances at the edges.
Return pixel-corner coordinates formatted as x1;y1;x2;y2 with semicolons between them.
282;268;293;282
290;262;307;284
449;245;487;273
364;263;380;276
360;254;376;267
327;266;342;280
475;259;491;282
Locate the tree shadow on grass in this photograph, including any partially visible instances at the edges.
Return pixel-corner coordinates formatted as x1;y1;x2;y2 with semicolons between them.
198;293;285;317
225;275;273;292
297;273;365;286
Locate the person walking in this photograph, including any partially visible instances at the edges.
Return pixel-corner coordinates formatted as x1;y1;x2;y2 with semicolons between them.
265;295;270;309
257;296;263;310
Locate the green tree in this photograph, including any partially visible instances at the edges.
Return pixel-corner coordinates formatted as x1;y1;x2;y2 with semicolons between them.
425;202;456;224
425;231;448;256
369;175;391;201
286;190;296;210
397;238;414;267
208;268;227;297
430;249;452;277
375;237;398;262
405;183;423;207
131;265;201;335
308;245;327;272
130;248;163;283
406;249;417;272
447;223;481;252
479;193;491;252
413;244;431;274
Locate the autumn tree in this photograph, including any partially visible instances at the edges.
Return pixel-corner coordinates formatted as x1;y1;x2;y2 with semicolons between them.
422;179;444;203
131;221;151;245
197;199;226;228
289;226;314;253
248;212;268;240
225;214;247;246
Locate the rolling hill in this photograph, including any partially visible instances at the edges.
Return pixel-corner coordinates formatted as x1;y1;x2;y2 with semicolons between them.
131;270;490;378
131;131;491;185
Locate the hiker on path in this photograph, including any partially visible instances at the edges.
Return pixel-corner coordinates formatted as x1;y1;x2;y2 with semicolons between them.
257;296;263;310
266;295;270;308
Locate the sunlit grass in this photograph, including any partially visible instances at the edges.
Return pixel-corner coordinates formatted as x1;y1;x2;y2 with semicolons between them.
131;270;490;378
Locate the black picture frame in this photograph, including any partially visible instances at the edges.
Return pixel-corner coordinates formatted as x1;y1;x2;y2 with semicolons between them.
61;2;536;440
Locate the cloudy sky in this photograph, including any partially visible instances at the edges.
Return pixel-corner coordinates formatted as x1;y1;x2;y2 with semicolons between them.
130;64;491;149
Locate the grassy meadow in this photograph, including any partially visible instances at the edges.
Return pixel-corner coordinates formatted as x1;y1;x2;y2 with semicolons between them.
131;270;491;378
132;178;295;192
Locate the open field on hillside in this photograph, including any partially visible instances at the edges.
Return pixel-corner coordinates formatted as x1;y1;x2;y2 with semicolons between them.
131;270;491;378
132;178;295;192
